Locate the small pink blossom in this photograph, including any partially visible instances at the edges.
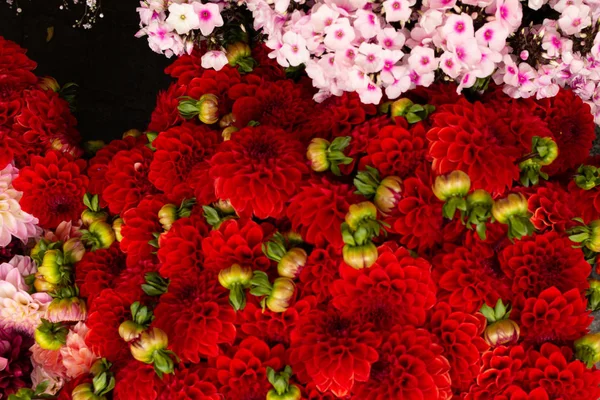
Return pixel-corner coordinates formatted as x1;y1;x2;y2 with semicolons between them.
408;46;438;75
383;0;414;23
553;0;582;13
476;21;508;52
354;10;381;39
440;52;462;78
165;3;200;35
193;2;224;37
559;4;591;35
448;38;482;68
324;18;356;50
376;27;406;50
311;4;340;32
419;9;443;34
356;43;385;73
442;14;475;45
494;0;523;32
427;0;457;10
60;322;98;379
358;82;383;104
201;50;229;71
281;31;311;67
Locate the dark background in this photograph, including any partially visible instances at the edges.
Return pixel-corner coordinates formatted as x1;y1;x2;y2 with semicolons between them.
0;0;172;142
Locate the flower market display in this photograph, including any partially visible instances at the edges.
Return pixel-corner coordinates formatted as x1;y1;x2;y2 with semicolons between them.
4;1;600;396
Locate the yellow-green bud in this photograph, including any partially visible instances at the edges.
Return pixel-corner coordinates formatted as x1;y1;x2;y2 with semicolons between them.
112;218;124;242
63;238;86;264
306;138;330;172
483;319;520;347
492;193;530;224
198;94;219;125
83;221;116;251
390;98;414;117
266;278;295;313
343;242;378;269
277;248;308;278
122;129;142;139
38;76;60;92
118;320;146;343
374;176;402;214
158;204;178;231
575;333;600;368
34;319;68;351
219;113;236;128
130;327;169;364
432;170;471;201
218;264;253;289
38;250;64;285
346;201;379;231
72;383;107;400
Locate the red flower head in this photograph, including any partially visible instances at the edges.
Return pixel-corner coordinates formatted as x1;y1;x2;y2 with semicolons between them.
120;195;165;268
13;150;88;229
56;374;91;400
298;245;342;302
13;89;81;160
391;176;445;254
87;135;147;206
210;126;308;219
428;302;489;393
527;181;577;232
201;218;273;272
85;288;136;363
331;246;436;330
149;122;219;199
157;214;210;279
148;82;186;132
352;326;452;400
499;232;590;299
406;81;462;107
153;271;236;363
251;43;288;80
103;146;159;215
159;365;221;400
427;99;522;194
289;306;381;397
513;287;591;346
113;359;164;400
185;67;242;115
0;36;37;90
0;327;34;396
537;88;596;175
165;48;204;85
361;121;429;179
0;84;24;130
345;115;392;164
433;243;510;314
287;177;364;249
298;91;377;143
215;337;286;399
75;244;127;306
114;258;160;301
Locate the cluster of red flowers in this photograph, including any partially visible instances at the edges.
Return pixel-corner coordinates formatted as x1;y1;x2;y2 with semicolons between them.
4;36;600;399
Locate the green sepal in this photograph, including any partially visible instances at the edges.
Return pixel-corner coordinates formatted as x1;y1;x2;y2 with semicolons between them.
229;283;247;311
141;272;169;296
267;365;293;395
130;301;154;327
354;166;381;198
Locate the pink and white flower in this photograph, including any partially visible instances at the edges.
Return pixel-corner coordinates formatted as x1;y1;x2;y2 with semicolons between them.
193;2;224;37
201;50;229;71
165;3;200;35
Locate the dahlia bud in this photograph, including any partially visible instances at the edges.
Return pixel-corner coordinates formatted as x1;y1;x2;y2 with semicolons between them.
587;279;600;311
38;249;67;285
267;366;302;400
219;264;253;311
130;327;175;377
72;383;107;400
532;136;558;166
46;287;87;322
81;221;116;251
73;359;115;400
492;193;534;240
568;219;600;252
277;248;308;279
158;204;178;231
343;241;378;269
307;137;353;176
575;333;600;367
465;189;494;240
81;209;108;227
215;199;236;215
374;176;403;214
574;165;600;190
346;201;379;232
390;98;435;124
34;319;68;350
119;302;154;342
38;76;60;92
222;126;238;141
226;42;255;73
519;136;558;187
433;171;471;220
83;140;105;156
63;237;86;264
219;113;236;128
178;95;219;124
122;129;142;139
112;218;124;242
267;278;296;313
34;275;58;293
390;98;414;117
483;319;520;347
31;238;51;265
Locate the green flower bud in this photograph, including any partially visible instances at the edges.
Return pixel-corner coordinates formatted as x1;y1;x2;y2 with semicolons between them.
46;293;87;323
346;201;379;232
81;221;116;251
226;42;255;73
34;319;68;350
158;204;178;231
218;264;253;311
81;210;108;227
266;366;301;400
483;319;520;347
307;137;353;176
574;165;600;190
112;218;124;242
122;129;142;139
587;279;600;311
306;138;331;172
432;170;471;201
492;193;534;240
72;383;107;400
277;248;307;279
38;76;60;92
63;238;86;264
130;327;175;377
118;320;146;343
569;219;600;252
575;333;600;368
266;278;295;313
38;249;66;285
343;242;378;269
390;98;414;117
374;176;403;214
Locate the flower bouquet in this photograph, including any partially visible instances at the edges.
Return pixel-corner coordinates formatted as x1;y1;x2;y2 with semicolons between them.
3;0;600;396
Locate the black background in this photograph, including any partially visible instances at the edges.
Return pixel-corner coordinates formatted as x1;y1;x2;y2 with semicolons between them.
0;0;172;142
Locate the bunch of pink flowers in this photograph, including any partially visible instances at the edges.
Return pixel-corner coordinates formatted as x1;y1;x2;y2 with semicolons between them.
137;0;600;122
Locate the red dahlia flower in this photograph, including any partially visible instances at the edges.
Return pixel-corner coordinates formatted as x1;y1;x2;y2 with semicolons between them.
391;176;445;254
428;302;489;393
113;359;164;400
298;245;342;302
538;88;596;175
427;99;522;194
185;68;242;115
352;326;452;400
103;146;159;215
75;244;127;306
120;195;166;267
287;177;364;249
406;81;462;107
159;366;221;400
164;48;204;86
215;337;286;399
361;120;429;179
512;287;591;346
157;215;210;279
0;36;37;89
210;126;308;219
345;115;393;164
499;232;590;299
201;218;273;272
13;150;88;229
149;122;219;199
153;271;236;363
433;243;510;314
148;82;186;132
289;306;380;397
85;288;136;363
526;181;577;232
331;246;436;330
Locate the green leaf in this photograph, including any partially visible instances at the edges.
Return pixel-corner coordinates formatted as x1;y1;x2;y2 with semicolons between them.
405;112;422;124
475;222;487;241
569;232;590;243
330;136;351;151
480;303;496;323
494;299;507;320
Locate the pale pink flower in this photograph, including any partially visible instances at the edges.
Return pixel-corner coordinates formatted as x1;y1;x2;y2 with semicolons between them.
427;0;457;10
528;0;548;9
377;27;406;50
310;4;340;32
358;82;383;104
0;263;29;291
476;21;508;52
503;63;539;98
473;46;502;77
274;0;291;13
193;2;224;36
383;0;414;23
144;20;184;57
324;18;356;50
384;65;412;98
380;49;404;83
494;0;523;32
419;9;443;34
8;256;36;277
559;5;591;35
31;365;65;395
334;46;359;67
442;14;475;45
356;43;385;73
281;31;311;66
542;30;567;58
30;343;66;395
0;280;52;334
137;1;166;25
408;46;438;75
201;50;229;71
165;3;200;35
440;52;462;78
44;220;83;243
457;72;477;92
553;0;582;13
537;65;561;98
448;37;482;68
354;10;381;39
0;164;39;247
61;322;98;379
